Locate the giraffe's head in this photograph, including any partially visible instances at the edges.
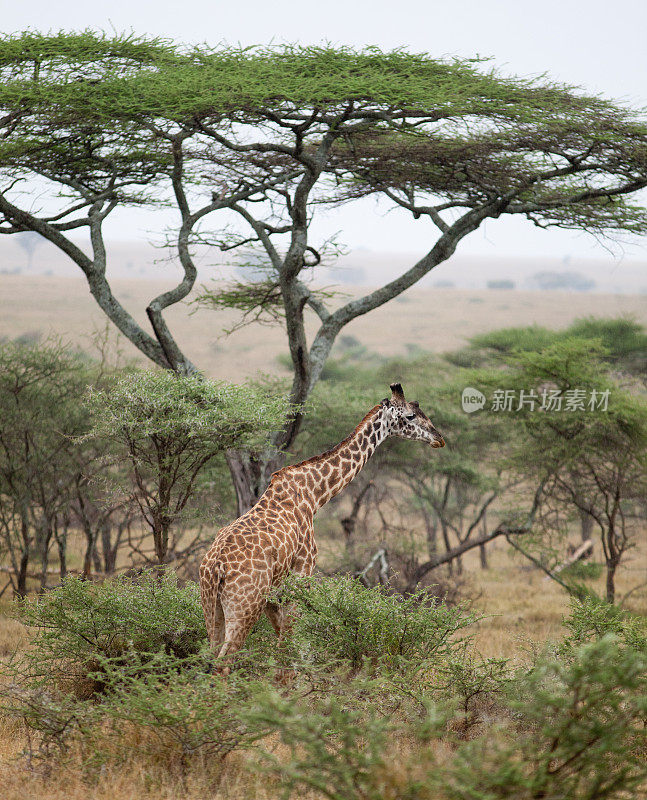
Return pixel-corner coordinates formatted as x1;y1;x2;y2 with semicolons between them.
381;382;445;448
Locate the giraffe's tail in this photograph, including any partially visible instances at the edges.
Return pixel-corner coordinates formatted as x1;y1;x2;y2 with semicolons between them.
199;558;224;651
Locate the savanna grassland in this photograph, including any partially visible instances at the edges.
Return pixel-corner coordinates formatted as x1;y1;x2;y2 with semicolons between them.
2;275;647;380
0;277;646;800
0;531;645;800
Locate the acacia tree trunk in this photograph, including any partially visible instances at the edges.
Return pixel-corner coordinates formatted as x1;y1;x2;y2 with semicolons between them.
440;522;453;577
151;515;171;565
603;523;621;604
226;450;283;516
423;513;437;560
81;524;97;578
54;513;68;580
16;552;29;598
15;511;31;598
37;517;53;593
101;518;123;575
606;558;619;604
479;509;489;569
580;508;594;543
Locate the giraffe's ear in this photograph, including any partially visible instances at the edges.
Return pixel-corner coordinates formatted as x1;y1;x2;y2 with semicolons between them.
390;382;406;405
380;398;392;408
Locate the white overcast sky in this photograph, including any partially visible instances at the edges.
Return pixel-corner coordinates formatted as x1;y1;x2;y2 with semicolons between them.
2;0;647;263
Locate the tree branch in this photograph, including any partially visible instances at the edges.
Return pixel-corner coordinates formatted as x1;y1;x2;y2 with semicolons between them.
0;189;169;368
410;482;543;586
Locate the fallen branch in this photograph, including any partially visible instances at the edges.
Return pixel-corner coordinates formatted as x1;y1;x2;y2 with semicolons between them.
549;539;593;578
354;548;389;587
504;535;582;596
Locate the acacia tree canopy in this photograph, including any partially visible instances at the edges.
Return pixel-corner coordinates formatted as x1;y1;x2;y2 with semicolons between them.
486;339;647;603
2;31;646;510
85;370;289;563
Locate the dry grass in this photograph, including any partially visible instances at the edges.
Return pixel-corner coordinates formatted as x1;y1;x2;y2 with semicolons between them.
2;275;647;380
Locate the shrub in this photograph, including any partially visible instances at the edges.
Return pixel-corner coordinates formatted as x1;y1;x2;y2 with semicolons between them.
560;594;647;656
443;636;647;800
13;571;206;693
85;652;264;773
242;689;394;800
275;574;477;676
561;560;604;581
434;652;512;736
2;650;268;775
249;636;647;800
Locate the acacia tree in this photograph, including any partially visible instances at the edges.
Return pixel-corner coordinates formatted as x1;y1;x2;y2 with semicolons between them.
0;341;94;596
499;340;647;603
2;33;647;511
86;370;288;564
461;319;647;543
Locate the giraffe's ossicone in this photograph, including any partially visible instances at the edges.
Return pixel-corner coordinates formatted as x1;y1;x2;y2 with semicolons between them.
199;382;445;660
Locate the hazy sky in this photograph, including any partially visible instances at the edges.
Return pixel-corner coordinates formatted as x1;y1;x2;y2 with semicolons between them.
3;1;647;263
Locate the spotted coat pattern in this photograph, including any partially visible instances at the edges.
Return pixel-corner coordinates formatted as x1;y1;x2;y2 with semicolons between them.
199;383;445;659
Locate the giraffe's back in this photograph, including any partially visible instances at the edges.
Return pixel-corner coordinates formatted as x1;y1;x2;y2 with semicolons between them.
200;479;315;600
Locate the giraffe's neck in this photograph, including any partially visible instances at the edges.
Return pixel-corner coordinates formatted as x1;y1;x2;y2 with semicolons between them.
287;404;389;512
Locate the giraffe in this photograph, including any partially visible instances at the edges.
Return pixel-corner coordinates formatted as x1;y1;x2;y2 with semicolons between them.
199;382;445;661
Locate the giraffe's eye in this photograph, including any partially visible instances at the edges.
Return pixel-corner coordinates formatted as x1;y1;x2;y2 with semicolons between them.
405;413;416;421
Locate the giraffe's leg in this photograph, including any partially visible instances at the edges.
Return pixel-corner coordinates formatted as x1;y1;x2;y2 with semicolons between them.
264;545;315;645
217;580;267;664
210;599;225;650
217;607;264;661
200;561;225;654
202;593;225;653
264;601;298;684
267;554;316;682
265;601;295;642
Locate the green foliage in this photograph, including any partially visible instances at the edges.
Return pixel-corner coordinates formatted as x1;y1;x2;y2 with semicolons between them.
469;323;559;356
248;637;647;800
1;33;646;231
242;690;393;800
465;316;647;375
276;574;476;675
86;370;289;561
194;278;340;335
87;652;263;768
0;339;92;477
0;34;610;120
14;572;206;688
561;560;604;581
0;339;102;592
4;648;267;772
86;369;288;448
503;636;647;800
478;336;647;472
435;652;512;721
3;572;647;797
561;595;647;655
567;316;647;374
